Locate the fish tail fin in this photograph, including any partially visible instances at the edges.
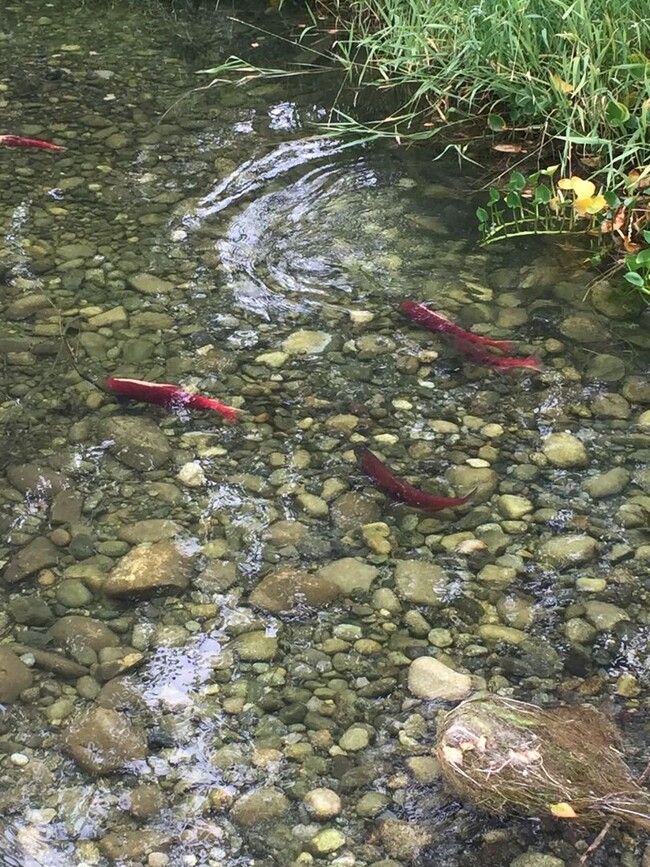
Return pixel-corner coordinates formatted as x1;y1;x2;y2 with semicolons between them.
194;396;240;420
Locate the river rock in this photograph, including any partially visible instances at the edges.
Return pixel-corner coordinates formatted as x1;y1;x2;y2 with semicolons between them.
230;787;291;827
6;463;67;496
64;707;147;774
511;853;565;867
118;519;182;544
497;495;534;519
541;432;589;468
407;656;472;700
584;468;630;498
6;293;51;319
103;541;196;598
446;466;498;502
0;647;34;702
317;557;378;593
623;376;650;404
394;560;448;606
281;329;331;355
99;830;171;862
584;601;630;632
3;537;60;584
249;568;339;614
537;534;599;569
98;416;172;470
560;314;608;344
48;615;120;653
330;492;382;531
591;392;631;419
585;353;626;382
379;817;432;860
128;273;175;295
303;787;342;820
231;631;278;661
8;595;53;626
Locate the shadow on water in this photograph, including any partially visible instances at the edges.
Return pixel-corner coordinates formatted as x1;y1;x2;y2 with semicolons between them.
0;0;649;865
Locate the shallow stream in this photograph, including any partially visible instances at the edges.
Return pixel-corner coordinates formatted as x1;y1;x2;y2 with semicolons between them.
1;2;650;866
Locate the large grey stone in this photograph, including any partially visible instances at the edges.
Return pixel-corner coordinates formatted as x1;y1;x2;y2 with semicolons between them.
537;534;598;569
250;568;339;614
99;416;172;471
0;647;33;702
407;656;472;700
3;537;60;584
64;707;147;774
394;560;448;606
103;541;196;598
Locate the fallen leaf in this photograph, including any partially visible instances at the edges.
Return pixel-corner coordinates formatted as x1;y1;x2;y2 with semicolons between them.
442;746;464;766
550;801;578;818
492;143;527;153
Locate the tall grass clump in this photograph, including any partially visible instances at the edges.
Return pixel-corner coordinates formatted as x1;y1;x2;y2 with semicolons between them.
317;0;650;186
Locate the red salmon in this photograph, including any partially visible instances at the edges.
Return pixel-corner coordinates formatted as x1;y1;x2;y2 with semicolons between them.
401;301;515;351
355;445;475;511
104;377;240;421
0;134;65;151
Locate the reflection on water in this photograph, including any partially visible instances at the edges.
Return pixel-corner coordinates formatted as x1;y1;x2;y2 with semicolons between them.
1;1;650;866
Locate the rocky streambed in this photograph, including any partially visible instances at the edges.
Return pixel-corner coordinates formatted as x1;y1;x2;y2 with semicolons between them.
1;1;650;866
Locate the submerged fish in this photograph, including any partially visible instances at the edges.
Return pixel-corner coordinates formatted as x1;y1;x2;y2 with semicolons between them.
355;445;474;511
452;337;542;372
0;134;65;151
401;300;515;351
104;377;240;421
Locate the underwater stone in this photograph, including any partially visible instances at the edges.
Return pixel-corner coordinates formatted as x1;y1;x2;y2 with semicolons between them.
591;393;631;419
128;273;175;295
541;432;589;468
407;656;472;701
48;615;120;653
395;560;448;606
281;329;331;355
537;534;598;570
64;706;147;774
3;537;60;584
303;787;342;820
249;568;339;614
99;416;172;471
103;541;195;598
0;647;33;702
584;601;630;632
230;787;290;827
583;468;630;499
317;558;378;594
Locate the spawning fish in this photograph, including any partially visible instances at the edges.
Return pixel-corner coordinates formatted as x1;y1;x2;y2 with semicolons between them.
401;300;515;351
355;445;475;511
0;134;65;151
104;377;240;421
452;337;542;372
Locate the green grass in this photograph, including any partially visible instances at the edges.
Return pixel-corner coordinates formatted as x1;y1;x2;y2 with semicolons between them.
315;0;650;185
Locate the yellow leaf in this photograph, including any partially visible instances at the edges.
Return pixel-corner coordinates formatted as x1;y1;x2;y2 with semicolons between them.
572;178;596;199
550;802;578;819
557;177;575;190
574;194;607;216
550;72;574;94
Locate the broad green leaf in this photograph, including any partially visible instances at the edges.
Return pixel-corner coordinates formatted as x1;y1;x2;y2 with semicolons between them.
604;190;620;208
533;185;552;204
509;171;526;191
624;271;645;287
605;99;630;126
635;249;650;266
505;190;523;208
643;229;650;244
476;207;489;223
488;114;506;131
487;188;501;205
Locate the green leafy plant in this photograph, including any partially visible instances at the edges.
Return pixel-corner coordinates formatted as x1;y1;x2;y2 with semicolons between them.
624;230;650;298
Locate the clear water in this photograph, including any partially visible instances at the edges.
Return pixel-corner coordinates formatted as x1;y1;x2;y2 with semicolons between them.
1;2;649;866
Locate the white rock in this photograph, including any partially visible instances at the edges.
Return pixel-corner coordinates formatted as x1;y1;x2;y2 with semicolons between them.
177;461;206;487
407;656;472;701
